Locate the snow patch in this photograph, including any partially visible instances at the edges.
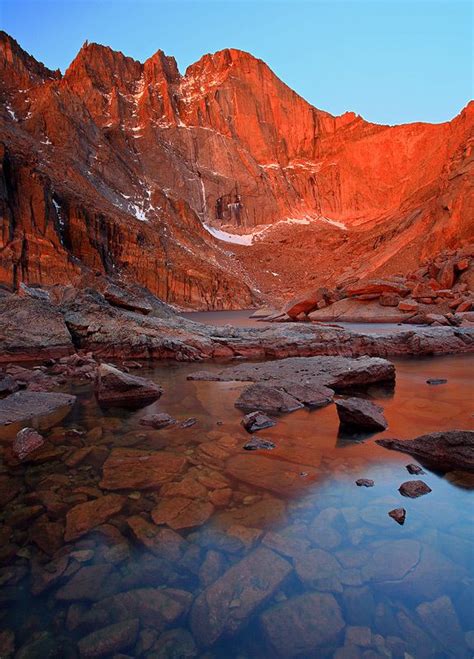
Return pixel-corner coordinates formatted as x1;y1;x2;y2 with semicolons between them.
202;224;257;246
5;103;17;121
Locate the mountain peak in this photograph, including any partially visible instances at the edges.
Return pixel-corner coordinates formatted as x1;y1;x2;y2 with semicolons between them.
0;31;60;93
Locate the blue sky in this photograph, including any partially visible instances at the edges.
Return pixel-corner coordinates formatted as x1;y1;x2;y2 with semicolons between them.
1;0;472;125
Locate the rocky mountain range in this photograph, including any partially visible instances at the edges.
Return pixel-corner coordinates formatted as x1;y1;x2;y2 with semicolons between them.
1;31;473;309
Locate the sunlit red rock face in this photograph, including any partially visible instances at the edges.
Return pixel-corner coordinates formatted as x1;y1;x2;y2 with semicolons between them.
0;32;472;308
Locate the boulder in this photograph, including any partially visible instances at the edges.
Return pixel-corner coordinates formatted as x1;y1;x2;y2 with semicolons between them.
100;448;187;490
336;398;388;432
235;383;303;414
399;480;432;498
398;299;419;312
309;298;410;323
190;547;292;647
345;279;410;297
103;283;153;314
95;363;163;407
0;391;76;439
284;288;328;319
376;430;474;471
260;592;344;656
241;411;276;433
12;427;45;460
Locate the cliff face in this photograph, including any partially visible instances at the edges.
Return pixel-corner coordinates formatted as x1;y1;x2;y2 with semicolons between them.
0;31;472;308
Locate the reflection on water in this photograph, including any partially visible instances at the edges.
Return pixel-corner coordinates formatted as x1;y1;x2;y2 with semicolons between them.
0;354;473;657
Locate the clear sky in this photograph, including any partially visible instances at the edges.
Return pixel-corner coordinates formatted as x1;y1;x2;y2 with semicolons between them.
1;0;472;125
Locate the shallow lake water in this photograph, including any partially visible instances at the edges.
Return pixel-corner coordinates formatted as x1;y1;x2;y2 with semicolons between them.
0;343;473;657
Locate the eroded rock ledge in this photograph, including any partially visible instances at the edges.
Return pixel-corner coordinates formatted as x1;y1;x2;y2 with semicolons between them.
1;288;473;364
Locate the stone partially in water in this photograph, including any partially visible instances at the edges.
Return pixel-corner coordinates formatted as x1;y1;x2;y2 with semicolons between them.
65;494;126;541
95;363;163;407
0;391;76;438
260;592;344;656
406;463;425;475
399;480;432;498
235;383;303;414
243;437;276;451
12;427;45;460
388;508;406;525
100;448;187;490
336;398;388;432
241;411;276;433
426;378;447;385
355;479;375;488
139;413;176;429
78;618;139;658
190;546;292;647
376;430;474;472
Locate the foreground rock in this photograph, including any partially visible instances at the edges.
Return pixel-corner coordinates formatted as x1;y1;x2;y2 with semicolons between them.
78;618;139;658
260;592;344;656
236;384;303;414
12;427;45;460
376;430;474;471
241;411;276;433
0;294;74;362
190;355;395;390
139;413;176;429
0;391;76;438
190;547;292;647
95;363;163;407
399;480;432;498
389;508;406;525
336;398;388;432
100;448;187;490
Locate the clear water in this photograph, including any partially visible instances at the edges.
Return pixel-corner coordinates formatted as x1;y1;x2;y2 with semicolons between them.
1;351;473;657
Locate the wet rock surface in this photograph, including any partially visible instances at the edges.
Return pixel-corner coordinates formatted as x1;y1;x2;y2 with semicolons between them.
377;430;474;471
0;391;76;437
336;398;388;432
241;411;276;433
100;448;187;490
388;508;407;525
399;480;433;498
12;427;45;460
95;363;163;407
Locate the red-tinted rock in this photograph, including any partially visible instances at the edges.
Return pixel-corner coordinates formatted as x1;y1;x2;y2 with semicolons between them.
336;397;388;432
100;448;187;490
95;363;163;407
398;480;432;498
78;619;139;658
65;494;126;541
12;427;45;460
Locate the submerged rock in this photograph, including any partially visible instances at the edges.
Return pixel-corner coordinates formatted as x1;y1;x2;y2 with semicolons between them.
241;411;276;433
65;494;126;541
151;497;214;530
12;427;45;460
399;480;432;498
260;592;344;656
95;363;163;407
336;398;388;432
78;618;139;658
100;448;187;490
190;547;292;647
377;430;474;471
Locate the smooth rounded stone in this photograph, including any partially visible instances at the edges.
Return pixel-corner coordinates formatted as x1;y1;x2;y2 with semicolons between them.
151;628;197;658
190;547;292;647
376;430;474;472
294;548;343;591
388;508;406;525
0;391;76;439
139;413;176;429
406;463;425;475
243;436;276;451
95;363;163;407
426;378;448;385
65;494;126;541
241;410;276;433
78;618;139;658
151;497;214;530
55;564;115;602
127;515;186;561
235;383;303;414
260;592;345;657
416;595;466;653
336;398;388;432
356;479;374;488
100;448;187;490
399;480;432;498
12;427;45;460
